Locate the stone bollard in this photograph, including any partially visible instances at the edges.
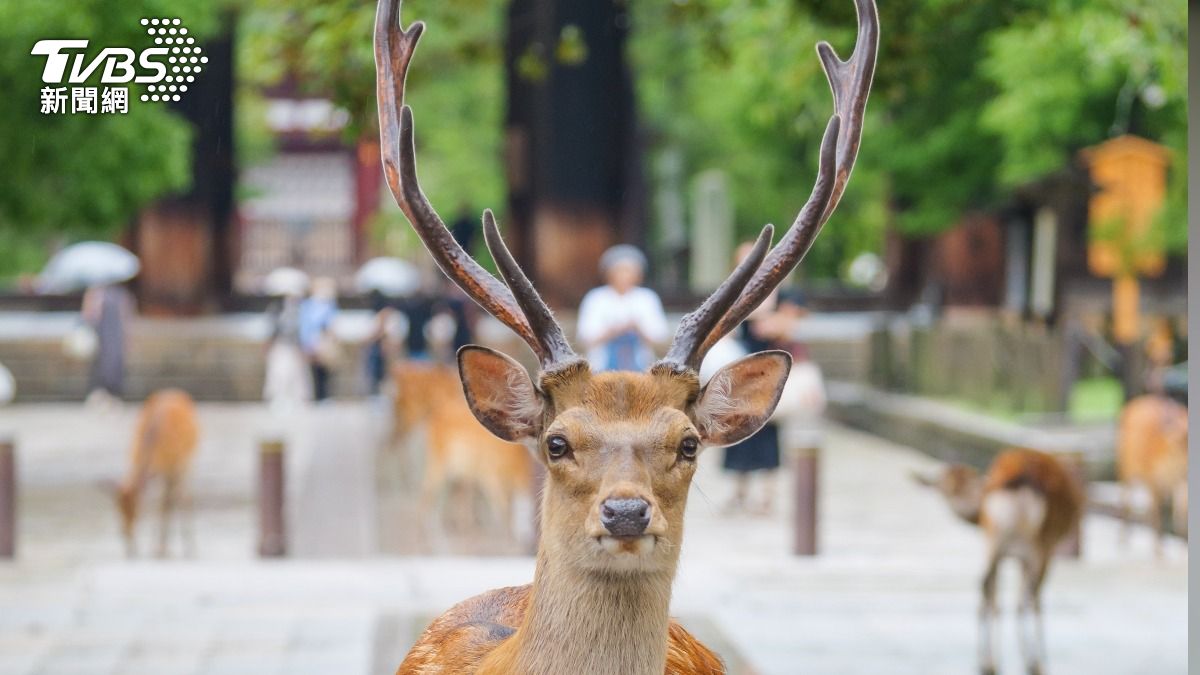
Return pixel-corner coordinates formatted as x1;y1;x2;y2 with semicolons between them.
258;438;287;557
1056;449;1085;559
0;436;14;559
792;446;819;556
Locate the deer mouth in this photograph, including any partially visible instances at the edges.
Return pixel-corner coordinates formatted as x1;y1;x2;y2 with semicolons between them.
597;534;657;556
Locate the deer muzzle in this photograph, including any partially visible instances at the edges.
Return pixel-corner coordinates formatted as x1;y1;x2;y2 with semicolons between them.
600;497;651;537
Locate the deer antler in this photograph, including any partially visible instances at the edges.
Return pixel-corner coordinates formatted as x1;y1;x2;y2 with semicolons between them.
374;0;578;369
663;0;879;370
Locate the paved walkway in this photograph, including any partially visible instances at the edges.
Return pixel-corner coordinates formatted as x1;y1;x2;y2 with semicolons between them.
0;403;1186;674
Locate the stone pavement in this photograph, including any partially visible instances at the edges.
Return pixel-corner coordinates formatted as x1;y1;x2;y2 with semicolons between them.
0;403;1186;675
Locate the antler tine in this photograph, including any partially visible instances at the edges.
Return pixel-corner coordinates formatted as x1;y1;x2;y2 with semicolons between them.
482;210;579;369
374;0;543;356
692;0;878;363
659;224;774;371
817;0;879;220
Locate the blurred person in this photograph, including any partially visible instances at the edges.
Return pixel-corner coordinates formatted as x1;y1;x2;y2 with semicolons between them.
441;284;477;354
263;288;312;410
718;241;813;516
398;293;435;361
300;277;340;401
82;282;134;405
576;244;668;372
450;203;477;255
364;290;403;395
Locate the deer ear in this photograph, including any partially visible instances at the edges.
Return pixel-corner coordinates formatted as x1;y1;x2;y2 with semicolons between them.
694;351;791;447
457;345;543;442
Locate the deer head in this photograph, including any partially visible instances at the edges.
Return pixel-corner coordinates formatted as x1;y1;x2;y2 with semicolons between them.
375;0;877;576
913;465;984;526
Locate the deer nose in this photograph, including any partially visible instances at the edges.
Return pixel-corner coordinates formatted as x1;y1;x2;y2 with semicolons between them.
600;498;651;537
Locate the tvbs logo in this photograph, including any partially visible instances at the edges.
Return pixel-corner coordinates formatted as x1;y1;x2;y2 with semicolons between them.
32;18;206;110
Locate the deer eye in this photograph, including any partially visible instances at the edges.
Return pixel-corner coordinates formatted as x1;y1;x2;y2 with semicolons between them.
546;434;571;459
678;437;699;460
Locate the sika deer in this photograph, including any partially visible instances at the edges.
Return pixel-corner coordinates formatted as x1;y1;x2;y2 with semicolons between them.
1118;394;1188;552
111;389;199;558
375;0;876;670
916;449;1083;675
392;360;535;546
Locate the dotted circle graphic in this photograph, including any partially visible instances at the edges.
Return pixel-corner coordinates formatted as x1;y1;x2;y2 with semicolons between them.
140;18;205;104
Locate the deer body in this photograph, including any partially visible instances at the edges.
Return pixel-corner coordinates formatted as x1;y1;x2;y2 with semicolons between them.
373;0;876;670
392;361;534;541
1117;394;1188;550
921;449;1082;675
400;581;720;667
115;389;199;557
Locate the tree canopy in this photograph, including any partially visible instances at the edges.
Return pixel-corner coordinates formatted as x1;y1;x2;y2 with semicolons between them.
629;0;1187;279
1;0;1185;282
0;0;224;276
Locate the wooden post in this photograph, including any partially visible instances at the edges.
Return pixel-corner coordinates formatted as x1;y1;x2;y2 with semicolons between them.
258;438;286;557
0;436;14;559
1057;449;1086;559
792;446;819;556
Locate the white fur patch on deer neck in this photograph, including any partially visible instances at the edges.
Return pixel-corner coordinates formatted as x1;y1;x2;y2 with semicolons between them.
501;554;675;675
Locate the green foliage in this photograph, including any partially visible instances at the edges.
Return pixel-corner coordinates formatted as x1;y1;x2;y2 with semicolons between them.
983;0;1187;255
240;0;507;254
982;1;1187;180
631;0;1187;277
0;0;224;279
630;0;886;279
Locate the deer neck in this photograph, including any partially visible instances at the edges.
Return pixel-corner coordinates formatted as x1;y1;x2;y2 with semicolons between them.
493;550;676;675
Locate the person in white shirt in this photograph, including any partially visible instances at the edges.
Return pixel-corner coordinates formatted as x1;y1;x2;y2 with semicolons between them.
576;245;668;372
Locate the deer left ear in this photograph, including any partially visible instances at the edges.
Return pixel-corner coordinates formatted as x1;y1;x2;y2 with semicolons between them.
457;345;544;442
694;351;791;447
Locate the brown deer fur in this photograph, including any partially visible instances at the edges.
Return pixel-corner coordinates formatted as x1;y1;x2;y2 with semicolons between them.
918;449;1083;675
391;360;534;540
1117;394;1188;550
113;389;199;558
396;354;791;674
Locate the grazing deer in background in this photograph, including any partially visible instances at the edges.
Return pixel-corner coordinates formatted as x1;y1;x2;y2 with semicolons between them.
392;360;535;545
915;449;1083;675
111;389;199;558
1118;394;1188;552
375;0;876;671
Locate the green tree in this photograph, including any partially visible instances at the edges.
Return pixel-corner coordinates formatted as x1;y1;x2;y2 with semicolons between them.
982;0;1187;253
630;0;1186;279
630;0;888;280
0;0;223;279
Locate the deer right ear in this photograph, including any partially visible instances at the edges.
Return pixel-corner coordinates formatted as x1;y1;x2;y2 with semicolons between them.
457;345;543;442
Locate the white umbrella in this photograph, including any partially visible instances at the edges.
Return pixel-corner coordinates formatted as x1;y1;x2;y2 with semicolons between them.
355;257;420;297
38;242;140;293
263;267;310;297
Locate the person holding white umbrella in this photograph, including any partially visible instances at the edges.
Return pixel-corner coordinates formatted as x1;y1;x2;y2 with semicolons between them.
81;281;135;405
38;241;140;405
